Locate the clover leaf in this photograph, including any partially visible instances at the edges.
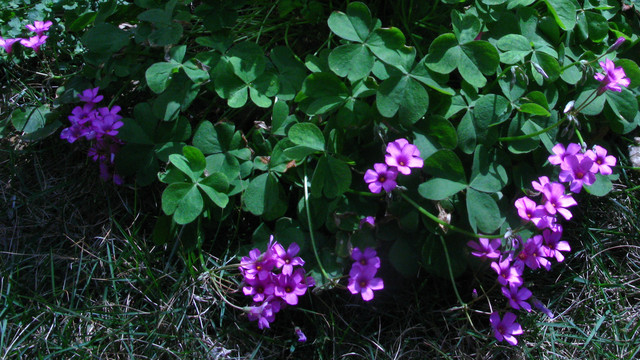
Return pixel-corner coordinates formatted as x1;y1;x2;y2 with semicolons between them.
425;32;500;88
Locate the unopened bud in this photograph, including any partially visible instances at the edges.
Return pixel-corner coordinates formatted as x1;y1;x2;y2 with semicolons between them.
563;100;575;114
607;36;626;53
532;62;549;79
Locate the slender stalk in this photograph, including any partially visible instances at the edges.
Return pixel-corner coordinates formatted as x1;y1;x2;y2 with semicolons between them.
498;117;566;142
304;162;331;281
346;188;380;197
399;192;505;239
574;128;586;149
573;89;600;113
439;235;465;306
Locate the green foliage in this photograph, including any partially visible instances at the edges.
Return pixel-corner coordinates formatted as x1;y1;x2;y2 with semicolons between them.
5;0;640;289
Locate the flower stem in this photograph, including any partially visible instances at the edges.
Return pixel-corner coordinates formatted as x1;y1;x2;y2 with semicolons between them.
498;116;566;142
303;162;331;281
439;235;466;306
399;192;504;239
574;128;586;149
574;89;600;113
346;189;380;197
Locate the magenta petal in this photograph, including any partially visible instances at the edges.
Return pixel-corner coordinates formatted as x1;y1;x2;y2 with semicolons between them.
385;141;403;158
556;208;573;220
364;169;379;183
556;241;571;252
599;165;612;176
369;277;384;290
361;288;374;301
489;312;501;327
368;182;382;193
504;334;518;346
509;322;523;336
347;281;359;295
407;156;424;168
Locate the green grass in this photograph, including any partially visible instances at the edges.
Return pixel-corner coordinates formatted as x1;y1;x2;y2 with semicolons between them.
3;136;640;359
2;1;640;358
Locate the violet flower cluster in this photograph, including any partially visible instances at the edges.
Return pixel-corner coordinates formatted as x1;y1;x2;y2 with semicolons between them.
468;142;616;346
347;247;384;301
240;236;314;329
364;138;423;193
0;20;52;54
60;87;124;184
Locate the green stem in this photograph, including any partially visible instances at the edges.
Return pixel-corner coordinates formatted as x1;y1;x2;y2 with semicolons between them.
574;128;586;149
399;192;504;239
304;162;330;281
559;48;609;72
574;89;600;113
481;66;512;95
439;235;466;306
108;82;129;109
346;189;380;197
498;116;566;142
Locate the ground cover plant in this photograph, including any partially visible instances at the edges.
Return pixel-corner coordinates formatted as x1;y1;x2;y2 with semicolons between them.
2;0;640;358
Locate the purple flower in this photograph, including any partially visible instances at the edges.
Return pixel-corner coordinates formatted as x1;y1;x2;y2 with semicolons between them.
347;264;384;301
243;275;276;302
467;237;501;259
558;155;596;193
274;268;309;305
359;216;375;229
20;35;48;52
548;143;582;166
294;327;307;342
240;248;275;281
514;196;549;228
113;173;124;185
531;175;550;192
0;37;20;54
272;242;305;276
364;163;398;193
246;298;281;329
88;138;121;162
491;257;523;287
541;226;570;263
516;235;551;271
93;106;124;137
351;247;381;269
541;182;577;220
78;87;104;104
60;124;87;143
26;20;53;36
594;58;630;94
98;161;123;185
490;312;523;346
585;145;616;176
501;283;532;312
384;138;423;175
69;104;97;125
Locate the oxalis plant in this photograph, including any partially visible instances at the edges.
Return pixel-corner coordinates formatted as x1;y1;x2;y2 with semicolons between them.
5;0;640;346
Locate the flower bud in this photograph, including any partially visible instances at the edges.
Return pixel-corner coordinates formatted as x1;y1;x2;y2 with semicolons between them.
607;36;626;53
532;62;549;79
563;100;575;114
